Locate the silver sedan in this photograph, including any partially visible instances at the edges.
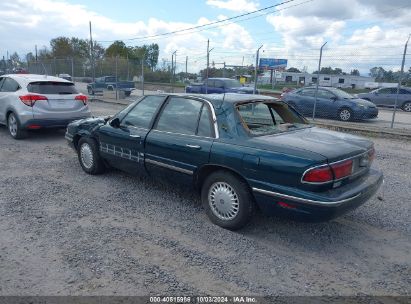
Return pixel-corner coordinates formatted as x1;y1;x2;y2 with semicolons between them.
0;74;91;139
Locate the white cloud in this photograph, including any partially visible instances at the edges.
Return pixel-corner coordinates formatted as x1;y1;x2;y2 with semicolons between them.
206;0;259;12
263;0;411;74
0;0;257;73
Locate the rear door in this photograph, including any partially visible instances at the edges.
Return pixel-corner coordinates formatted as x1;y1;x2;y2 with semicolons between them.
295;88;316;115
0;77;21;124
145;96;215;184
98;95;165;174
28;81;85;120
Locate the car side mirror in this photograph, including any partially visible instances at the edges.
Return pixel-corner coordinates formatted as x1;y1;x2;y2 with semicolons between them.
331;96;338;101
109;117;120;128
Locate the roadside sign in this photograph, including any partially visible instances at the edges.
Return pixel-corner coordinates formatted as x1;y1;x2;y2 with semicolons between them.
259;58;288;69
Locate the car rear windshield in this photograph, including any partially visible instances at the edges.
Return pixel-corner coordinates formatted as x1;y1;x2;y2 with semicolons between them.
27;81;78;95
237;101;310;136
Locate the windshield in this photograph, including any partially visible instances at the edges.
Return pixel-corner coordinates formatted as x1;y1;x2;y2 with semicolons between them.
328;88;355;99
237;102;310;136
224;79;242;88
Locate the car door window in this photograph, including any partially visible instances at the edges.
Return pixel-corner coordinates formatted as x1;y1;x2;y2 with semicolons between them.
1;78;20;92
214;80;224;89
299;89;315;97
317;89;335;100
155;97;203;135
121;95;164;129
378;88;392;94
399;89;410;94
197;105;213;137
207;80;215;87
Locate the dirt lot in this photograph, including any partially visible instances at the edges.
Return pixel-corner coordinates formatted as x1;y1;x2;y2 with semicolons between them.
0;101;410;296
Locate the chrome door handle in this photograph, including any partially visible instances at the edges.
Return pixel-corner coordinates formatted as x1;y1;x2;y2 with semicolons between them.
186;144;201;149
130;134;141;138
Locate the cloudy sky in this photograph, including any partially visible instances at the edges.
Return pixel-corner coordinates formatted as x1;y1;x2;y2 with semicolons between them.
0;0;410;74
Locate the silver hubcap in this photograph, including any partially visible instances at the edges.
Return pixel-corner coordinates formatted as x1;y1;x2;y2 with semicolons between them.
80;143;94;169
404;103;411;112
340;109;351;121
8;114;17;136
208;182;240;221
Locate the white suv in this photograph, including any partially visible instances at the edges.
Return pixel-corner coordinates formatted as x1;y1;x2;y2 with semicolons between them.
0;74;91;139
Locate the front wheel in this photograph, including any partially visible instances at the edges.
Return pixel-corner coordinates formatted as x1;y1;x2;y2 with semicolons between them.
201;171;255;230
7;112;27;139
402;101;411;112
87;87;94;95
338;108;353;121
77;137;105;174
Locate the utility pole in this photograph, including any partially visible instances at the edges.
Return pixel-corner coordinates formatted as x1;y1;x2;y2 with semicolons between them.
254;45;263;94
185;56;188;81
313;42;327;120
171;50;177;93
6;51;9;73
89;21;95;81
206;40;214;94
126;53;129;81
71;58;74;79
223;62;226;78
391;34;410;128
141;52;145;96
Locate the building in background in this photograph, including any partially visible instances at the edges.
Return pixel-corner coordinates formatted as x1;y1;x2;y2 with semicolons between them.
260;71;375;89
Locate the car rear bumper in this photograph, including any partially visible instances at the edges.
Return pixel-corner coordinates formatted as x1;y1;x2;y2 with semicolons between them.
21;116;91;129
252;169;383;221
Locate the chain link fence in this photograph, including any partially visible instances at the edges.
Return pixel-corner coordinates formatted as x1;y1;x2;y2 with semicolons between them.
3;39;410;132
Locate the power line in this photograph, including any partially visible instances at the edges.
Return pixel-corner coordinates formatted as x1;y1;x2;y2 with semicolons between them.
96;0;299;43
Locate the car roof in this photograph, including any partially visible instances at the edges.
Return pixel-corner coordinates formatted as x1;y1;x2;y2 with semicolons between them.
4;74;71;85
151;93;278;108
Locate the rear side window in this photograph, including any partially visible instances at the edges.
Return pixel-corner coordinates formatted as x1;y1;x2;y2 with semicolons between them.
1;78;20;92
155;97;203;135
27;82;78;94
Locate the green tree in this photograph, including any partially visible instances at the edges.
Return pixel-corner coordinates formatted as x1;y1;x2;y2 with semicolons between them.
286;67;301;73
350;69;360;76
105;40;128;58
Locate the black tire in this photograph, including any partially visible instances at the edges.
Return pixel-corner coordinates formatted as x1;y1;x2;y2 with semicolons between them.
401;101;411;112
338;107;353;121
7;112;27;139
77;137;105;175
125;91;131;97
201;171;254;230
87;87;94;95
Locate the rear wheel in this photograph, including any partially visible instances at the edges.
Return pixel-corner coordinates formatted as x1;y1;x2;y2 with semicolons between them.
77;137;105;174
201;171;254;230
7;112;27;139
402;101;411;112
338;108;353;121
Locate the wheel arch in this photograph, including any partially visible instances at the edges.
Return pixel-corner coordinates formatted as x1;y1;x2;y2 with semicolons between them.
194;164;253;194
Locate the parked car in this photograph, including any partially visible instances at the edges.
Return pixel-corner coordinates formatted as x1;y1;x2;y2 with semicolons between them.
185;78;256;94
66;93;382;230
357;87;411;112
281;86;378;121
87;76;135;96
58;73;72;81
0;74;90;139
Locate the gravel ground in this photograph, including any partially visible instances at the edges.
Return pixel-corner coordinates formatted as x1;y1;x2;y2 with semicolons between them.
0;101;410;296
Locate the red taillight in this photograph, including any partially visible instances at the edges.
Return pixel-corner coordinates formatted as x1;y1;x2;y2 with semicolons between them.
75;94;88;105
302;166;333;183
331;159;353;180
19;94;48;107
